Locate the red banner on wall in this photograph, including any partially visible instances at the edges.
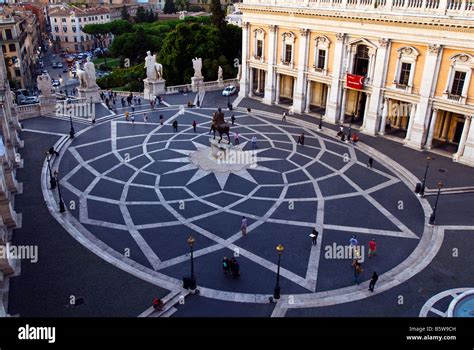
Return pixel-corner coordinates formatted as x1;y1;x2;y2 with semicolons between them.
346;74;364;90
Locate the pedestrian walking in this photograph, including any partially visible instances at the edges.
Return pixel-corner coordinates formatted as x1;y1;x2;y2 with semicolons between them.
241;216;248;236
234;132;239;145
231;114;236;125
337;126;344;137
192;120;197;133
310;228;319;245
121;97;125;107
367;156;374;168
368;271;378;292
131;115;135;124
152;297;164;311
131;104;135;113
138;97;141;105
251;135;257;149
297;132;305;146
125;111;129;121
368;239;377;258
349;235;358;247
144;113;148;123
159;114;164;125
282;112;287;122
230;257;240;279
247;107;251;115
222;257;230;275
48;147;60;156
172;120;178;132
352;260;363;285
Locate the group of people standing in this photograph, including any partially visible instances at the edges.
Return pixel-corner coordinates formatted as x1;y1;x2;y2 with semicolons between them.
349;235;379;292
222;256;240;279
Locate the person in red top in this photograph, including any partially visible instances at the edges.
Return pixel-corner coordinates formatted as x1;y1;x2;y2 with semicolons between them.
152;297;164;311
368;239;377;258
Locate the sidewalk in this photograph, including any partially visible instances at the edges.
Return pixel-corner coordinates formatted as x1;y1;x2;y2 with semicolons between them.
238;98;474;190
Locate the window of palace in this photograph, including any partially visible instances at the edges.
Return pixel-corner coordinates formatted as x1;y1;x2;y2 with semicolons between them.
54;26;59;33
392;46;419;93
62;18;66;23
281;32;295;67
5;29;12;40
63;27;67;33
444;53;473;104
353;45;369;76
253;28;265;61
8;44;15;52
73;27;77;33
314;36;330;74
54;18;57;23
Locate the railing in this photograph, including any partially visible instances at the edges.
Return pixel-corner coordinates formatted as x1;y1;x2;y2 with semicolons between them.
241;0;474;16
166;84;192;94
17;103;41;120
446;93;463;102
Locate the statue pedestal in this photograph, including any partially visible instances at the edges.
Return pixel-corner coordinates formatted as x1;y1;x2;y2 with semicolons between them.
143;78;166;99
191;77;204;93
217;78;224;88
209;138;232;160
78;86;101;103
39;96;57;117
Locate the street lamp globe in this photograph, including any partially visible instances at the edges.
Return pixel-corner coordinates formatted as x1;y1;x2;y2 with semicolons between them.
187;236;195;247
276;244;284;255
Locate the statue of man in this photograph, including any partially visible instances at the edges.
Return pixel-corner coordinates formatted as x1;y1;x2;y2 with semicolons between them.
217;66;223;81
192;57;203;78
84;56;98;88
145;51;157;80
37;73;53;97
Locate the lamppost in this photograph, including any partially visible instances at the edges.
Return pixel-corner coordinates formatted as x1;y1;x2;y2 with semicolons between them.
185;236;197;291
429;181;443;225
54;170;66;213
67;100;75;138
418;156;432;196
44;151;56;190
270;244;284;302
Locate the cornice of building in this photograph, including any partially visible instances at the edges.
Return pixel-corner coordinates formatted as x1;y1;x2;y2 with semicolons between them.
238;4;474;29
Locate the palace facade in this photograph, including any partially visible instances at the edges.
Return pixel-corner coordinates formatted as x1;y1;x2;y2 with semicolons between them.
237;0;474;166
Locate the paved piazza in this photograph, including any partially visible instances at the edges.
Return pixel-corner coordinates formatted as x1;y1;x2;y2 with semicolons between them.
44;105;439;308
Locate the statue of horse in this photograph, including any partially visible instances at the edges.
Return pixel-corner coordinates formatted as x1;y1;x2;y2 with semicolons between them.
210;111;230;144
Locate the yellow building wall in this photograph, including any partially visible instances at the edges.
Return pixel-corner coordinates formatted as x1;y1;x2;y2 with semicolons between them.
280;75;294;98
248;25;268;62
310;81;327;106
307;32;336;75
276;27;299;65
384;42;427;95
435;48;474;102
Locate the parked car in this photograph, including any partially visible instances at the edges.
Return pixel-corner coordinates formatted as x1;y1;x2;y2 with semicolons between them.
20;96;39;105
222;85;237;96
57;62;64;68
52;62;58;68
52;79;60;87
42;69;48;74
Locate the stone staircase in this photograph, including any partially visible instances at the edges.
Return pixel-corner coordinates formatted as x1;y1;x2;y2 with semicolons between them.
138;289;190;318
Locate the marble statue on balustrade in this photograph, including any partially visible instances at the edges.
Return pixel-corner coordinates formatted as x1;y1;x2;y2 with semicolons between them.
143;51;166;98
191;57;204;92
76;59;101;103
36;73;53;97
144;51;163;81
217;65;224;87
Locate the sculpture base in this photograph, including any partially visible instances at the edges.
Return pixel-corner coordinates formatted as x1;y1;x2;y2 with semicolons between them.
191;77;204;93
143;78;166;99
78;87;101;103
39;96;57;117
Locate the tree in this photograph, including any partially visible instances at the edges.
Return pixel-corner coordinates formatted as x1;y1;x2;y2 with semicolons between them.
210;0;225;29
136;6;147;23
83;24;112;66
121;6;130;22
163;0;176;14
